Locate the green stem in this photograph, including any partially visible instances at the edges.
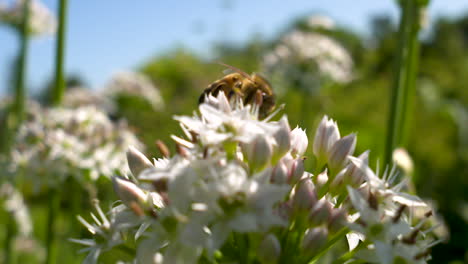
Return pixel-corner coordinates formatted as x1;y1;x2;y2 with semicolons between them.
4;215;16;264
399;10;421;147
46;187;60;264
306;227;349;264
384;0;422;166
1;0;31;154
2;3;31;263
13;0;31;123
51;0;68;106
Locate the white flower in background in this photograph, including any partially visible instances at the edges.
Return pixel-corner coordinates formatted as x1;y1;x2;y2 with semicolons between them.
306;15;335;30
262;27;353;94
0;0;56;36
103;71;164;111
75;92;441;264
63;87;116;113
393;147;414;176
10;105;144;190
0;183;32;236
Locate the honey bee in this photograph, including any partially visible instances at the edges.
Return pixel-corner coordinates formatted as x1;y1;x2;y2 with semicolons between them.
199;63;275;118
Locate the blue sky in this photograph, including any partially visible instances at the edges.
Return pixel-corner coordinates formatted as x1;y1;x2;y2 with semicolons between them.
0;0;467;95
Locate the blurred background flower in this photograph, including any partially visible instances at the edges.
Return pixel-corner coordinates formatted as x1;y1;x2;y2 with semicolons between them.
0;0;56;36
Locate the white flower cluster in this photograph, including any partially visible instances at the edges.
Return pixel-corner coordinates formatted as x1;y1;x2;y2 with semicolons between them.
0;0;56;36
62;72;164;113
263;27;353;93
0;182;32;237
103;71;165;111
10;105;144;189
75;93;442;264
62;87;116;114
306;15;335;30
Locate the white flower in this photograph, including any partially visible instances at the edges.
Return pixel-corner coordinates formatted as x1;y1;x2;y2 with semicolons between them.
0;183;32;236
262;29;354;94
74;91;442;264
306;15;335;30
63;87;116;113
393;148;414;176
290;126;308;157
71;201;143;264
0;0;56;36
313;115;340;164
103;71;164;111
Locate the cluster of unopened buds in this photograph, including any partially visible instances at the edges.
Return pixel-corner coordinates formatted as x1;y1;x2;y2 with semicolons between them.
74;92;444;264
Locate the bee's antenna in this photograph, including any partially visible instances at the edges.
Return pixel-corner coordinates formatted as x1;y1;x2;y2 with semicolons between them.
214;61;254;82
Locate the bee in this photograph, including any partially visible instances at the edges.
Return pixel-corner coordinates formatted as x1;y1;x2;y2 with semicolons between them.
199;63;275;118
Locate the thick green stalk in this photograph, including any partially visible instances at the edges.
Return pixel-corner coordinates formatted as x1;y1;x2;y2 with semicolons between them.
399;10;421;147
2;2;31;263
384;0;422;166
13;0;31;122
51;0;68;106
0;0;31;153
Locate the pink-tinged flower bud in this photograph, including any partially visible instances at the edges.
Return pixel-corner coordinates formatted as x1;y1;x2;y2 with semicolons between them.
126;146;153;177
293;178;317;212
327;133;356;174
271;162;288;184
243;135;273;172
257;234;281;264
328;208;347;233
345;151;369;186
301;227;328;256
309;199;332;226
290;127;308;157
288;158;305;184
329;168;347;194
313;116;340;165
272;116;291;161
112;176;148;216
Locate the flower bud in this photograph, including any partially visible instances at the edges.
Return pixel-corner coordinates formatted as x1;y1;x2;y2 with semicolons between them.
293;178;317;212
392;148;413;176
127;146;153;177
328;208;347;233
301;227;328;256
314;169;328;194
345;151;369;186
329;168;347;194
257;234;281;264
309;199;332;226
243;135;273;172
112;176;148;216
290;127;308;157
271;162;288;184
272;116;291;161
327;133;356;174
313;116;340;165
288;158;305;184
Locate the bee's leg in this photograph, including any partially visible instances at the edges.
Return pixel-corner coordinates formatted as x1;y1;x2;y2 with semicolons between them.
260;94;276;118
